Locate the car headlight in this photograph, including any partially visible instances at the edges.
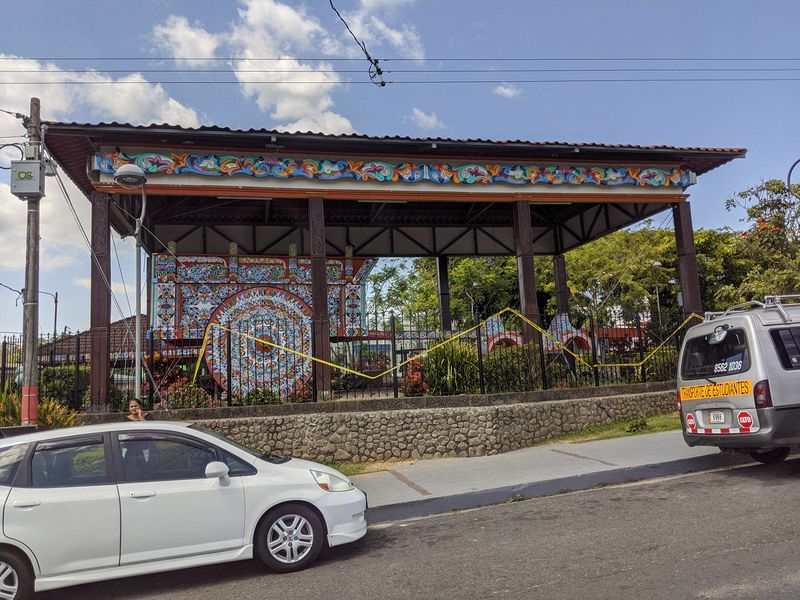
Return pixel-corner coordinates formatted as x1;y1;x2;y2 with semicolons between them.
311;469;354;492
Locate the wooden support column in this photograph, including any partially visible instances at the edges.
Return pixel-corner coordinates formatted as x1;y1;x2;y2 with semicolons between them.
309;197;331;398
90;191;111;411
553;254;570;315
672;201;703;319
436;255;452;332
513;201;540;342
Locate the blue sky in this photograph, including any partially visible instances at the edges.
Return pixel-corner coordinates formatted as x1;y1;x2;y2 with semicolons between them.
0;0;798;334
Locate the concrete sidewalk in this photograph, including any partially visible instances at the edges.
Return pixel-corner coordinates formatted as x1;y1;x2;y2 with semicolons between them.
354;431;752;523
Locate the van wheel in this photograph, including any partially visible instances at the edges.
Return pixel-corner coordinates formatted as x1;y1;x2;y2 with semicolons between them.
749;447;791;464
0;549;33;600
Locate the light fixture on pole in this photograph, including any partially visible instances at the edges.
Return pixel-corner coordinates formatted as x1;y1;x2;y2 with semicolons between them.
39;290;58;340
652;261;663;333
113;164;147;401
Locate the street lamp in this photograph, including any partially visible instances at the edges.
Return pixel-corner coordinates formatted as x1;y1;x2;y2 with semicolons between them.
39;290;57;339
113;164;147;401
652;261;663;333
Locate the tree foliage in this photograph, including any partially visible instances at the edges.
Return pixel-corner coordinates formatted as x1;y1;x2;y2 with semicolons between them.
366;179;800;327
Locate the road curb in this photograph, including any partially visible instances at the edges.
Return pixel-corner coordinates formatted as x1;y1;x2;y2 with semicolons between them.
365;452;751;524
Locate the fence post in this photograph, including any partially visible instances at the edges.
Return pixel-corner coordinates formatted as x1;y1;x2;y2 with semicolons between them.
475;321;486;395
226;329;233;406
589;313;600;387
636;314;646;383
0;339;6;391
390;314;399;399
538;337;549;390
310;320;318;403
147;334;154;408
73;332;81;410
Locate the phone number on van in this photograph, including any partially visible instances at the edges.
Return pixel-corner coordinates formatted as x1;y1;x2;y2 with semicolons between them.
680;379;752;401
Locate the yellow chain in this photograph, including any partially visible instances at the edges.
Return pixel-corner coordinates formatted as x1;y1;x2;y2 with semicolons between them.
192;309;703;385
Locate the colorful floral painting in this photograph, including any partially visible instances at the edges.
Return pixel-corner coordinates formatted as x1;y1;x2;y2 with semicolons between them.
95;151;695;188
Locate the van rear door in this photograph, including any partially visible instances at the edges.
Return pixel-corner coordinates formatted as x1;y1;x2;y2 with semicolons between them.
679;327;758;434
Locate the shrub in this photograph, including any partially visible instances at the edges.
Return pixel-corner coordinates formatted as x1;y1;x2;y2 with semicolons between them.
484;344;543;394
241;387;282;406
159;380;214;409
0;383;20;427
39;365;90;406
624;416;649;433
421;341;479;396
401;358;427;397
0;383;78;428
80;384;131;412
288;381;313;403
38;398;78;429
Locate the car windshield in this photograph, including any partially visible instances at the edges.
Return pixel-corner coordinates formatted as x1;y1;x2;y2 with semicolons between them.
188;424;263;459
681;327;750;379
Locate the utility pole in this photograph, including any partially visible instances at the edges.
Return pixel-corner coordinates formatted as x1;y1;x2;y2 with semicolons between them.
16;98;42;426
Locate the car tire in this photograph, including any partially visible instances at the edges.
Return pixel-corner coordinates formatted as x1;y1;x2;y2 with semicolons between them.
0;549;33;600
255;503;324;573
749;447;791;464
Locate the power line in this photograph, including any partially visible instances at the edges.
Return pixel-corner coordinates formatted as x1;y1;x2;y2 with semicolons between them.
0;55;799;62
3;67;800;74
4;77;800;85
0;281;22;295
329;0;385;87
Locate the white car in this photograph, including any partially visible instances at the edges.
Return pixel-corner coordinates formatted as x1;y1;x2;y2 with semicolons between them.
0;422;367;599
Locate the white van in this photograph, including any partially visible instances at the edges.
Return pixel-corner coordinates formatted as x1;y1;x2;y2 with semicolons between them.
677;295;800;463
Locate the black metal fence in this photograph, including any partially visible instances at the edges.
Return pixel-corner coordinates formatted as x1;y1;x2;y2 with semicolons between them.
0;307;684;411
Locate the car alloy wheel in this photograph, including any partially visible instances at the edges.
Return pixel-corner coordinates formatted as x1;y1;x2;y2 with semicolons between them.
0;560;20;600
255;503;324;573
267;514;315;564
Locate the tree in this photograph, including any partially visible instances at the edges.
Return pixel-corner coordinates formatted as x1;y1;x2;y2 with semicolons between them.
721;179;800;301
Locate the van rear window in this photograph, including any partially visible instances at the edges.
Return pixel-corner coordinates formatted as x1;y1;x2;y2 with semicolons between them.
681;328;750;379
770;327;800;370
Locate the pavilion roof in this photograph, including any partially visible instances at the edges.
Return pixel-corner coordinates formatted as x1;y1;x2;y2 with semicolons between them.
42;120;746;197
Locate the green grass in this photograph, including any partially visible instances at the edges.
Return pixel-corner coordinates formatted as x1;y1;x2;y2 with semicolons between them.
321;461;372;478
324;413;683;476
537;413;682;446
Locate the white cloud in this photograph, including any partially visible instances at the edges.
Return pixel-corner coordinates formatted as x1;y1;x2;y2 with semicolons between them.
150;0;424;133
227;0;353;133
0;52;202;330
410;107;444;130
73;277;130;296
347;0;425;60
279;112;357;135
495;84;521;98
152;16;220;66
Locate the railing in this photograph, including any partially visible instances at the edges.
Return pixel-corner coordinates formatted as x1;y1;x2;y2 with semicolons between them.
1;307;691;411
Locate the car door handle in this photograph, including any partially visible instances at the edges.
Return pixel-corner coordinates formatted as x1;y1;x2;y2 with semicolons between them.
129;491;156;499
12;500;41;509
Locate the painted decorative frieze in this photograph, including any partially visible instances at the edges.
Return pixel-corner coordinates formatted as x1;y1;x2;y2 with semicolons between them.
95;151;695;188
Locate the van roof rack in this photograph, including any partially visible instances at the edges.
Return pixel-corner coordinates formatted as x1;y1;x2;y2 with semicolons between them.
710;295;800;323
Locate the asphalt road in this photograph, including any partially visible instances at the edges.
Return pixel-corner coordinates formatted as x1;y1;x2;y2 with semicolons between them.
41;459;800;600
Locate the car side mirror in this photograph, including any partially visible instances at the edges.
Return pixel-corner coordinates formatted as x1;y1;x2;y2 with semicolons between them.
205;461;230;484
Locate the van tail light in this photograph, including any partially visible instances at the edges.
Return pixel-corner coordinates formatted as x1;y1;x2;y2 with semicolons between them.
676;391;682;411
754;379;773;409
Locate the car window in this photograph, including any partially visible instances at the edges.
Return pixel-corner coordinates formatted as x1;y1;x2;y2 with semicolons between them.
221;450;257;477
0;443;29;486
770;327;800;370
31;436;108;488
681;328;750;379
118;433;217;482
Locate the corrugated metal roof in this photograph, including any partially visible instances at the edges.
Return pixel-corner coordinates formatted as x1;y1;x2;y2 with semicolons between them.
41;120;747;196
44;120;746;154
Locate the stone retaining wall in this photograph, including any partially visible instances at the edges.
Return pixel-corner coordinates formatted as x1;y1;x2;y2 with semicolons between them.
197;390;677;463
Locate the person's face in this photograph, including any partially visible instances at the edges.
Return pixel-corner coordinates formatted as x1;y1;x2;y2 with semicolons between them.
129;401;141;415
